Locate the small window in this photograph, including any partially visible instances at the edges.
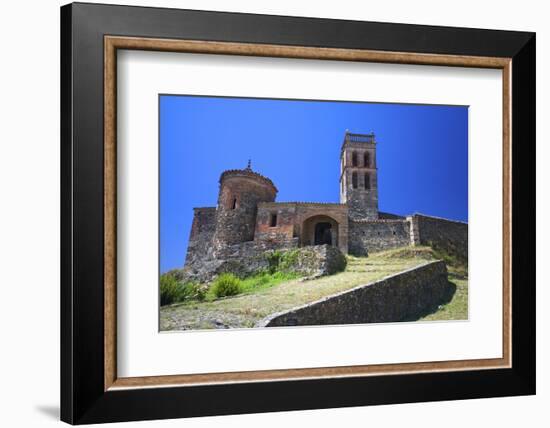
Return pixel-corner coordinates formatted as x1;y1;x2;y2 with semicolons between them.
352;172;358;189
352;152;358;167
364;152;370;167
364;173;370;190
270;213;278;227
231;198;237;209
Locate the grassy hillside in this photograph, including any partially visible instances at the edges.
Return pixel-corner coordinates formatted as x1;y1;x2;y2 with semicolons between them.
160;245;467;331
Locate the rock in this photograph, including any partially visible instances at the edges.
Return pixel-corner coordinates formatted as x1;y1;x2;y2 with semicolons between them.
182;244;347;283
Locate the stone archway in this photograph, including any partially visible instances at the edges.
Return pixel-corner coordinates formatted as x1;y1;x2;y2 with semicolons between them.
301;215;339;248
314;222;333;245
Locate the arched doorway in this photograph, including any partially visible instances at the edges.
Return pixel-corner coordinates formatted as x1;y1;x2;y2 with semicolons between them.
301;215;339;247
314;222;333;245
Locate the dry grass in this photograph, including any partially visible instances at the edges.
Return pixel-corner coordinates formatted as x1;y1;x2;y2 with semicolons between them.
418;267;468;321
160;246;457;331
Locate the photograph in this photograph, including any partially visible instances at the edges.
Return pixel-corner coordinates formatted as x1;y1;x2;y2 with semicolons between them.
159;95;469;331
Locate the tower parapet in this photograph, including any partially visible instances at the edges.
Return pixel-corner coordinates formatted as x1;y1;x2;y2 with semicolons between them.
212;163;277;249
339;131;379;220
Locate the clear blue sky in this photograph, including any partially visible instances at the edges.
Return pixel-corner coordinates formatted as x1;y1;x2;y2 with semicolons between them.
160;95;468;273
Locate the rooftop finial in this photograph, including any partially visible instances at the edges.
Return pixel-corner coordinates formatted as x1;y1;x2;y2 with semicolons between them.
246;159;252;170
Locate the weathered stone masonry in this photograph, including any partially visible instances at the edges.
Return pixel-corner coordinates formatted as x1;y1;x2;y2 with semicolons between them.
349;219;411;256
409;214;468;261
182;131;467;280
185;207;216;266
257;260;454;327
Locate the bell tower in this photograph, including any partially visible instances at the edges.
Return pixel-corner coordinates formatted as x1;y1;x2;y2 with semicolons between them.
340;131;379;220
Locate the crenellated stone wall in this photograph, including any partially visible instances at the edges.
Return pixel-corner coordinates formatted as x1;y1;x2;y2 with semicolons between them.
257;260;454;327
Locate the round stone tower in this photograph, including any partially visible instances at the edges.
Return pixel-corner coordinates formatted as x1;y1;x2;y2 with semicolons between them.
212;161;277;249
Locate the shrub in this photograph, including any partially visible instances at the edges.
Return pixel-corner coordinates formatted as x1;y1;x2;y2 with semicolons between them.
265;249;301;274
279;249;300;272
211;273;242;298
180;282;208;302
160;273;183;306
160;274;207;305
265;250;283;273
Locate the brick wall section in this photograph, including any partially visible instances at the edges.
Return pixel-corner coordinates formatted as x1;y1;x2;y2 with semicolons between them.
412;214;468;260
184;207;217;266
255;203;297;242
257;260;454;327
256;202;349;254
348;219;411;256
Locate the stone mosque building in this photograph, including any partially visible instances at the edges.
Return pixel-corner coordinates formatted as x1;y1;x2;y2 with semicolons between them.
184;131;467;274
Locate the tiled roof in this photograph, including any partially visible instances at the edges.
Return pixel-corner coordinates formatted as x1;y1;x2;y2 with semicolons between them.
219;168;278;192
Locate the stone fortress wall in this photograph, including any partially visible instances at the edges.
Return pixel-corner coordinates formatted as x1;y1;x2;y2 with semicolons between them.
410;214;468;260
184;207;216;267
348;219;411;255
347;214;467;257
185;209;468;272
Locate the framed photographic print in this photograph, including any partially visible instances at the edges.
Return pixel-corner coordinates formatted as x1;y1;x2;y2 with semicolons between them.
60;2;535;424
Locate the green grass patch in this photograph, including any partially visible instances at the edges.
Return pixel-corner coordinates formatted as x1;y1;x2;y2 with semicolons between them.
204;270;303;301
240;270;302;294
418;271;468;321
429;244;467;273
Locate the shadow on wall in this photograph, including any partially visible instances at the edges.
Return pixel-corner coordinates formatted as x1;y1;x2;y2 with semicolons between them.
400;280;456;322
